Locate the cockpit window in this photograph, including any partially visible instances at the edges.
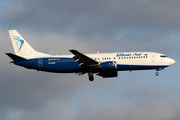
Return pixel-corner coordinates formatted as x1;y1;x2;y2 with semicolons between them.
160;55;167;58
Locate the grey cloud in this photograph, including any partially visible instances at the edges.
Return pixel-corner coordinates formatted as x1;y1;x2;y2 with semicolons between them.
1;0;180;37
112;29;180;54
76;102;180;120
75;78;180;120
2;67;180;120
0;68;88;111
16;102;75;120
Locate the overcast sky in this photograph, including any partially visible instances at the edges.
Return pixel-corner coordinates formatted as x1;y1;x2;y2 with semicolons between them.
0;0;180;120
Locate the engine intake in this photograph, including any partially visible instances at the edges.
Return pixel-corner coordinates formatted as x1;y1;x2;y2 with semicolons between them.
100;61;117;70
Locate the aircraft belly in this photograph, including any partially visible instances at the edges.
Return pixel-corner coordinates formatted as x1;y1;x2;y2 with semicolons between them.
116;64;168;70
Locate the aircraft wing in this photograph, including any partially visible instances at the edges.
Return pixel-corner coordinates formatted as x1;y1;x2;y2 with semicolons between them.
69;49;99;66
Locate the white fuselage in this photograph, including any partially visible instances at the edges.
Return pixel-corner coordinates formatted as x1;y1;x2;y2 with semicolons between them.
47;52;175;67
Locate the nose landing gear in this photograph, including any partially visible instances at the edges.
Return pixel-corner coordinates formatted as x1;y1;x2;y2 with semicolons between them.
155;71;159;76
155;68;164;76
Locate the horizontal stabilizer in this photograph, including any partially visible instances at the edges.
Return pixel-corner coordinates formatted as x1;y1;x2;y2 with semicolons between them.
5;53;27;62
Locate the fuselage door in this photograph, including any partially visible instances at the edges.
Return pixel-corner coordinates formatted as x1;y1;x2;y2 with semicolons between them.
38;58;43;67
151;54;156;62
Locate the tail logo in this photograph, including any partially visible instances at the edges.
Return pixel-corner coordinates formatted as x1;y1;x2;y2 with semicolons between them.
14;36;24;52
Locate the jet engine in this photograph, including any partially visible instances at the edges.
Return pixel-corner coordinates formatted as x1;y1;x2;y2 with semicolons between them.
100;61;117;70
97;71;118;78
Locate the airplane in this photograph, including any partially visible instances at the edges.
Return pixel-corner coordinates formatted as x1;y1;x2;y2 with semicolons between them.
6;30;175;81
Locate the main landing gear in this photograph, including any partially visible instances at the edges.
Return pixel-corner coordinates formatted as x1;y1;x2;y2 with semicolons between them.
155;71;159;76
88;72;94;81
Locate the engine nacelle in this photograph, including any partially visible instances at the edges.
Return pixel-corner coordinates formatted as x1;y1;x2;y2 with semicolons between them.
100;61;117;70
98;71;118;78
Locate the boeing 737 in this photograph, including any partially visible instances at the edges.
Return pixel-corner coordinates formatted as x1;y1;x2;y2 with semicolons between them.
6;30;175;81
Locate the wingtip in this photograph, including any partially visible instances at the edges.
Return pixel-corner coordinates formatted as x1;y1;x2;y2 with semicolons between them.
69;49;77;51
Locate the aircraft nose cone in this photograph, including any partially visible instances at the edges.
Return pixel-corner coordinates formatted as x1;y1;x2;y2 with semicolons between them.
172;59;175;64
170;58;175;65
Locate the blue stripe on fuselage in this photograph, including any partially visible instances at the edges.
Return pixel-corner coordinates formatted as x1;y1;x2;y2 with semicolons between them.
14;57;168;73
14;58;82;73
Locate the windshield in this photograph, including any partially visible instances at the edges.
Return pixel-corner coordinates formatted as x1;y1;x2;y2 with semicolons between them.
160;55;167;58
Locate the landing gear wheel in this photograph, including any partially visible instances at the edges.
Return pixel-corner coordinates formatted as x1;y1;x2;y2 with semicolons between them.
89;76;94;81
155;71;159;76
88;72;94;81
